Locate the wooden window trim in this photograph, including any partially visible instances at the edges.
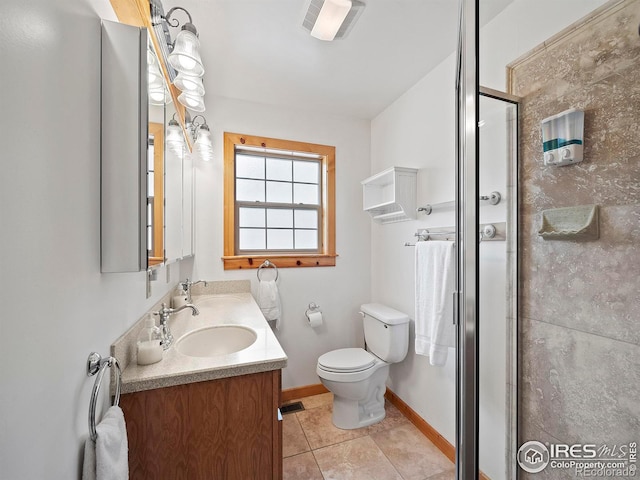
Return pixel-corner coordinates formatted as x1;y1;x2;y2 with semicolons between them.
223;132;336;270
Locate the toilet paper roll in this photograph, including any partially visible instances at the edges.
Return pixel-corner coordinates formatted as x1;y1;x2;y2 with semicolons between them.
307;311;323;328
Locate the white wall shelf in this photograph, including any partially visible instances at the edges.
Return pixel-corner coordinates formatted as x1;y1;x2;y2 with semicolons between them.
361;167;418;224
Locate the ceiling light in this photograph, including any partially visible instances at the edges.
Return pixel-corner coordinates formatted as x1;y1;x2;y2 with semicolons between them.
311;0;352;41
303;0;365;41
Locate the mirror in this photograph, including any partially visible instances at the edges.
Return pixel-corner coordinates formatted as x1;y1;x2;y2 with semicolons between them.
147;42;168;267
164;102;195;262
101;18;195;273
164;100;183;263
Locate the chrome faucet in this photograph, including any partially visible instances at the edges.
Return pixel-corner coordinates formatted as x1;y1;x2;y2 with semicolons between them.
154;302;199;350
179;278;208;303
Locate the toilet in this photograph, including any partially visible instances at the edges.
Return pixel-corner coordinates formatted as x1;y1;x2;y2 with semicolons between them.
316;303;409;429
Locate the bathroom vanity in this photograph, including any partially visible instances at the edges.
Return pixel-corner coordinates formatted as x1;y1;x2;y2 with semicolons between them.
113;292;287;479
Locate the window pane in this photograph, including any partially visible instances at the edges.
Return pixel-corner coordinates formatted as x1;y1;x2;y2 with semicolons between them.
294;183;319;205
239;207;265;228
236;154;265;179
267;209;293;228
295;209;318;229
293;160;319;184
267;229;293;249
266;181;292;203
266;158;292;181
236;179;265;202
295;230;318;250
239;228;266;250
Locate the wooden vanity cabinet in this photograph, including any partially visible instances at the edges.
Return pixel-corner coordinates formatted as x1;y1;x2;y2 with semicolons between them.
120;369;282;480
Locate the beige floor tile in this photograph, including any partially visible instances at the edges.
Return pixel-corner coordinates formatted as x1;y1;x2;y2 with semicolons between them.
365;402;410;435
297;404;369;450
314;435;403;480
371;423;454;480
300;392;333;410
283;452;324;480
426;468;456;479
282;413;310;458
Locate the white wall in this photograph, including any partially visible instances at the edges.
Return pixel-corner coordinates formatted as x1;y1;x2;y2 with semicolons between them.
0;1;185;479
371;54;459;443
191;95;372;389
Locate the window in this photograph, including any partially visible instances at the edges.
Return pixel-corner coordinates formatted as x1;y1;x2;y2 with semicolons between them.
223;132;336;269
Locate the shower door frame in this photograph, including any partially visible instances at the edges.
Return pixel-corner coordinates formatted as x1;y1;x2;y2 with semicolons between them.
456;0;521;477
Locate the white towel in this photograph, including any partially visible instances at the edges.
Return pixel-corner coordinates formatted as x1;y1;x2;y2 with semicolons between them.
258;279;282;329
415;241;456;366
82;406;129;480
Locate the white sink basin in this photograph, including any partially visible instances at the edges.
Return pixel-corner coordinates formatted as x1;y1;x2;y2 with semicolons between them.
196;296;245;309
175;325;257;357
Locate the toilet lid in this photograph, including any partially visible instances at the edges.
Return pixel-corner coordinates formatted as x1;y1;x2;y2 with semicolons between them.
318;348;376;372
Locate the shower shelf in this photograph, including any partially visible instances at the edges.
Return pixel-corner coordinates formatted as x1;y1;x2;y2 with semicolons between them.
538;204;599;240
362;167;418;224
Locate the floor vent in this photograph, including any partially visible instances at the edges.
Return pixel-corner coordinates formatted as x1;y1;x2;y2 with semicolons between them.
280;401;305;414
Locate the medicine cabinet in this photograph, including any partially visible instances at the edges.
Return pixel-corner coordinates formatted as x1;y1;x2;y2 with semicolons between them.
361;167;418;224
101;20;194;273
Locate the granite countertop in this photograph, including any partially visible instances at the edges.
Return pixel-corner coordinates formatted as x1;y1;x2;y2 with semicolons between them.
117;292;288;394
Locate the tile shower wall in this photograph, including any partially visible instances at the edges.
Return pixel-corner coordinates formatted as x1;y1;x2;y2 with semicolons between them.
509;1;640;477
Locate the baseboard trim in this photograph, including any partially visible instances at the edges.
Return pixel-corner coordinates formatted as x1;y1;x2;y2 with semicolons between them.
281;383;329;403
385;388;491;480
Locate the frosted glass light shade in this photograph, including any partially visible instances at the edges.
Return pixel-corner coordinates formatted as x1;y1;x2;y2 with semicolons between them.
168;29;204;77
195;126;213;161
311;0;352;41
178;91;206;112
148;88;167;105
166;121;185;154
174;72;205;96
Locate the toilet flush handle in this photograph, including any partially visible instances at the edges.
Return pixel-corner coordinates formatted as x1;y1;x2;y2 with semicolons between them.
358;311;365;318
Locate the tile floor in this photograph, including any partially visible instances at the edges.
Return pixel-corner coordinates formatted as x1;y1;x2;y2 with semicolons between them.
282;392;455;480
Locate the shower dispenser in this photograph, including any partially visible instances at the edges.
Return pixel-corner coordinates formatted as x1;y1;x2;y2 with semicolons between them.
541;108;584;166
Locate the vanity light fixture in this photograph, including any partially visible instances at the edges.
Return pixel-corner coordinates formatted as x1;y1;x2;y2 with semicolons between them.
164;7;205;77
187;114;213;161
148;48;171;106
303;0;366;41
177;90;206;113
166;114;185;154
174;72;205;96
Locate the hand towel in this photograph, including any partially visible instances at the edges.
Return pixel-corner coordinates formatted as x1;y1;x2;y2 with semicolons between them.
82;406;129;480
415;241;455;366
258;279;282;329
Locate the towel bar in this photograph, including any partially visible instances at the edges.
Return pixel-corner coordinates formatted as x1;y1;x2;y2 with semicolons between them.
86;352;122;442
404;223;502;245
257;259;279;281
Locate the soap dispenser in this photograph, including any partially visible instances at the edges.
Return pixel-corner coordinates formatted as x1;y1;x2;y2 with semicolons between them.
136;314;163;365
172;285;189;308
541;108;584;166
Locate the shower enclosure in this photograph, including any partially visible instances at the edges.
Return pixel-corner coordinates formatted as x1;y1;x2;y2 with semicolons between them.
455;1;519;478
455;0;639;478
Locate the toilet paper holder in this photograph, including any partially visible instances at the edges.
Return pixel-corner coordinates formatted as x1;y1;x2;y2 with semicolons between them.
305;302;321;319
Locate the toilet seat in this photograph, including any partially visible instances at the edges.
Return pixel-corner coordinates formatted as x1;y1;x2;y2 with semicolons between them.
318;348;376;373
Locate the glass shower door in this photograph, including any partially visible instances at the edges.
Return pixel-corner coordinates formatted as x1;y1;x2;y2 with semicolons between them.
456;1;519;478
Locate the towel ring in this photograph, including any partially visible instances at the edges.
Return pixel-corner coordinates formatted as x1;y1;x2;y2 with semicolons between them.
257;259;278;281
86;352;122;442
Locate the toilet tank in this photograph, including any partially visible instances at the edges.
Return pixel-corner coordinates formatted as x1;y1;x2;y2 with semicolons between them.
360;303;409;363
